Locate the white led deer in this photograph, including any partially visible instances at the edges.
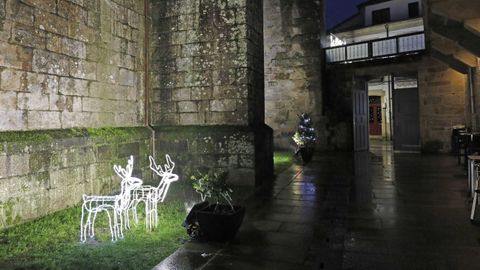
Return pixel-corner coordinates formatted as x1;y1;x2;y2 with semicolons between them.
80;156;143;242
128;154;178;231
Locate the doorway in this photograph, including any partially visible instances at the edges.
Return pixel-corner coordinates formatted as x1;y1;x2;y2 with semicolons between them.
368;96;382;137
353;75;420;152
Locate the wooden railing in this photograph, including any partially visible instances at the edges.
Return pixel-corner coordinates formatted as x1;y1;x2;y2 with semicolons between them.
325;32;425;63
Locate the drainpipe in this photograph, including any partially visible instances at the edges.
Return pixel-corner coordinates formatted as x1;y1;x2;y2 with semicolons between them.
144;0;156;157
389;74;394;140
469;67;476;129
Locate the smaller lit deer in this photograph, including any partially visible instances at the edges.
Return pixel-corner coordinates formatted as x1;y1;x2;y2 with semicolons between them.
80;156;143;242
128;154;178;231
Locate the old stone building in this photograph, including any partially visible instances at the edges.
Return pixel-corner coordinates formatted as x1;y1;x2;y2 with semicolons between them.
0;0;479;233
0;0;273;228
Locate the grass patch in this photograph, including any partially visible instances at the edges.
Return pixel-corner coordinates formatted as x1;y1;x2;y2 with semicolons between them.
274;151;294;176
0;201;187;270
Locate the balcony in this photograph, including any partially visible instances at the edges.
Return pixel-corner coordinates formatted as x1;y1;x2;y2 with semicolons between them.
325;32;426;64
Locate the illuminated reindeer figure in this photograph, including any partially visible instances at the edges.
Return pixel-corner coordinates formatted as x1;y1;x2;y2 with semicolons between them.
128;154;178;231
80;156;143;242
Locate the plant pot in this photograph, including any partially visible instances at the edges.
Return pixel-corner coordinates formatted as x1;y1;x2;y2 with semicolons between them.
195;204;245;242
300;147;314;163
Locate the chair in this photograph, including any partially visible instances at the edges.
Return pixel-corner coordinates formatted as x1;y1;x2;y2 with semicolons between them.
471;163;480;220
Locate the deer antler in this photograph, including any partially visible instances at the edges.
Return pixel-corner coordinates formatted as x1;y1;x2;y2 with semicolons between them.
125;156;134;177
165;154;175;173
114;164;127;179
149;155;164;176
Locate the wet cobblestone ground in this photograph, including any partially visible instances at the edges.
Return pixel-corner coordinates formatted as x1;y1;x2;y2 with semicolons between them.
154;142;480;269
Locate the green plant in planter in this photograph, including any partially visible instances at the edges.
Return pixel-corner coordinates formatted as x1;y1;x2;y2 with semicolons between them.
184;169;245;242
190;169;234;212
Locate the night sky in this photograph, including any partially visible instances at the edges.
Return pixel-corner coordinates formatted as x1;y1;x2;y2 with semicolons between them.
326;0;368;30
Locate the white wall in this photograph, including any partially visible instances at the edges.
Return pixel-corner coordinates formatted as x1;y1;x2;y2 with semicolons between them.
364;0;423;26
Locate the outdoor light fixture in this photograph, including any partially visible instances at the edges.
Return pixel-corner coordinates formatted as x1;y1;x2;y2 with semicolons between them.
128;155;179;231
80;156;143;242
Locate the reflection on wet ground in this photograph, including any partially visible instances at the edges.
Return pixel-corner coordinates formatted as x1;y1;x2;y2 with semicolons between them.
154;141;480;269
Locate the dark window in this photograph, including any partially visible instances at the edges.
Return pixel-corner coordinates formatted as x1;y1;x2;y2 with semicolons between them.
408;2;420;18
372;8;391;25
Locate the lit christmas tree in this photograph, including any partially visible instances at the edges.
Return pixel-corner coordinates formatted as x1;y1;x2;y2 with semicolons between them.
292;113;316;156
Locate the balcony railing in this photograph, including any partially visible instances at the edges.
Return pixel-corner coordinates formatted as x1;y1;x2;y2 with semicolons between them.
325;32;425;63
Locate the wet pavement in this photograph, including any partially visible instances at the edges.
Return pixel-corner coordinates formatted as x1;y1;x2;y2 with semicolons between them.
154;141;480;269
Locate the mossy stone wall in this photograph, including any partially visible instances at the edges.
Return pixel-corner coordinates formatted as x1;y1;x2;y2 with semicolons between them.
0;127;152;229
149;0;264;126
0;0;145;131
264;0;326;150
154;125;273;187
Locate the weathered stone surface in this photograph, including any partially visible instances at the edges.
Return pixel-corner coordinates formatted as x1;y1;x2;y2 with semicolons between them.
61;37;86;59
150;0;264;126
0;112;26;130
58;77;89;96
264;0;324;149
0;69;25;91
418;57;467;151
1;0;145;131
32;49;69;76
27;111;61;129
0;127;152;229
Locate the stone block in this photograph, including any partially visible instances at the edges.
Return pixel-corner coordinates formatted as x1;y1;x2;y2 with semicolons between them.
210;99;236;112
58;0;84;20
114;112;138;126
0;91;17;111
172;88;191;101
61;37;86;59
45;32;62;53
11;23;45;48
0;42;32;70
27;111;61;129
49;93;73;112
7;153;30;177
59;77;89;96
60;111;91;127
179;112;202;125
0;155;6;178
5;1;34;26
118;68;136;86
29;151;52;172
0;111;26;131
22;72;58;94
191;86;212;100
17;92;50;110
21;0;57;13
96;63;118;84
34;9;68;35
32;49;69;76
49;167;84;188
0;69;25;91
69;59;97;80
178;101;197;113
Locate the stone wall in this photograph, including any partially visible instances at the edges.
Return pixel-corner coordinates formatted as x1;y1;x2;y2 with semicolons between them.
0;127;152;229
154;125;273;187
150;0;264;126
264;0;325;149
418;57;467;151
0;0;145;131
472;67;480;130
149;0;272;186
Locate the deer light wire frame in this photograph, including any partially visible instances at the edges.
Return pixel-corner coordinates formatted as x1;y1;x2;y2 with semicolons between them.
128;154;179;231
80;156;143;242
